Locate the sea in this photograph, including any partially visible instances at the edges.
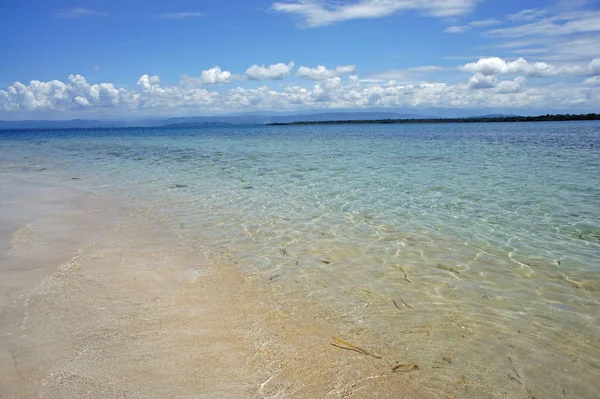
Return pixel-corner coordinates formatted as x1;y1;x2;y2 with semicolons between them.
1;121;599;398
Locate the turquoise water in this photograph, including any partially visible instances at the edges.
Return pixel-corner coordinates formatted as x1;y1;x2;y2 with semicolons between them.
2;121;600;396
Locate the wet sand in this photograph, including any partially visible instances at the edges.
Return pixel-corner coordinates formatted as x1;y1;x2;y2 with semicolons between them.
0;175;433;398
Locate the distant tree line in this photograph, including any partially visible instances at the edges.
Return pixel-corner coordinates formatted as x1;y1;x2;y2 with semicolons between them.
267;113;600;126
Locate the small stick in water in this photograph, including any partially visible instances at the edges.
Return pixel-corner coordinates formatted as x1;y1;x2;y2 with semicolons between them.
395;291;414;309
509;356;521;379
331;337;382;359
396;265;412;283
508;373;523;385
392;363;419;372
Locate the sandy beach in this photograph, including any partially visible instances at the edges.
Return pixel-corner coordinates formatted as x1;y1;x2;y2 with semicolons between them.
1;174;443;398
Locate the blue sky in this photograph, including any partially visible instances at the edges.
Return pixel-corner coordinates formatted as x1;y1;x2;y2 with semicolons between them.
1;0;599;119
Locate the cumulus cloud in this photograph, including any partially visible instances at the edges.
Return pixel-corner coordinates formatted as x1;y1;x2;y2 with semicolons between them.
272;0;479;27
179;67;235;88
495;76;526;93
0;75;131;112
137;75;161;91
246;62;295;80
297;65;356;80
461;57;585;77
335;65;357;74
200;66;233;85
468;73;497;89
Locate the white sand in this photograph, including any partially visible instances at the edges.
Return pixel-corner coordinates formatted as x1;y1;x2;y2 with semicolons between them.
1;175;432;398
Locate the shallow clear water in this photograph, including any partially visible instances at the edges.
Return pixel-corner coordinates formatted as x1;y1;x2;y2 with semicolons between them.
2;121;600;397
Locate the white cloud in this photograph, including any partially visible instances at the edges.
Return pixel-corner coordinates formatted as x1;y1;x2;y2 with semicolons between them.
468;73;497;89
54;8;108;18
137;75;161;91
201;66;233;85
589;58;600;75
365;65;445;82
507;9;546;22
488;10;600;38
584;76;600;85
297;65;356;80
1;69;599;116
335;65;357;74
444;26;468;33
158;12;204;19
0;75;132;112
272;0;480;28
444;18;499;33
179;67;234;88
512;48;549;55
495;76;526;93
461;57;585;77
408;66;445;72
246;62;295;80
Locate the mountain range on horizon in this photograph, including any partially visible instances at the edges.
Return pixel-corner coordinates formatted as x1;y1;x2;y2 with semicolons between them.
0;109;529;130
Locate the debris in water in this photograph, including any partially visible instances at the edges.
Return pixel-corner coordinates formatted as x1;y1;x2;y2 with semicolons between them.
331;337;381;359
392;363;419;372
509;356;521;379
395;265;411;283
395;291;414;309
436;264;460;274
508;373;523;385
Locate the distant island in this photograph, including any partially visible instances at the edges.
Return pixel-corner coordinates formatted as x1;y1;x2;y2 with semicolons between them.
267;113;600;126
2;112;599;131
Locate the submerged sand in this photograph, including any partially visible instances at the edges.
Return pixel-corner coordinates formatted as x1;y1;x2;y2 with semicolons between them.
1;174;598;398
0;175;430;398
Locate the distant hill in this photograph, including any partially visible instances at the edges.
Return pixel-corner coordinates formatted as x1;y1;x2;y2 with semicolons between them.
0;111;432;130
4;110;596;131
0;119;121;130
474;114;521;118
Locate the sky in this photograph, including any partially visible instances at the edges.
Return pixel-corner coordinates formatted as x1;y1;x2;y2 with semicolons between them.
1;0;599;120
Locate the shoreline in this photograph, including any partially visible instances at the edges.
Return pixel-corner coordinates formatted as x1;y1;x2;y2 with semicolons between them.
0;174;428;398
267;113;600;126
1;160;599;398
